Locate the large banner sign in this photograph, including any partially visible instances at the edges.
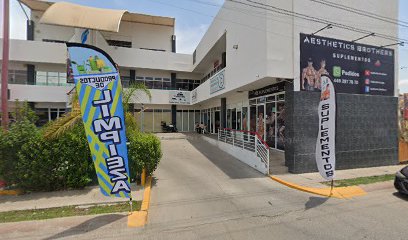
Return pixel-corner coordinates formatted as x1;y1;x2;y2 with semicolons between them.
210;68;226;94
67;43;131;198
316;75;336;180
300;33;394;96
169;90;190;104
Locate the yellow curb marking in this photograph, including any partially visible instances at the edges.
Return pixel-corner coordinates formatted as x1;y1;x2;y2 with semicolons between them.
128;176;152;227
270;176;367;199
0;189;23;196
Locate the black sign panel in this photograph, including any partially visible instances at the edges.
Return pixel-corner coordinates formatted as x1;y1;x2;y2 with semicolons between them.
248;81;286;99
300;33;394;96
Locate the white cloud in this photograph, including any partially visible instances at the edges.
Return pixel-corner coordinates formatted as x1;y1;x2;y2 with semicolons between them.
175;24;209;54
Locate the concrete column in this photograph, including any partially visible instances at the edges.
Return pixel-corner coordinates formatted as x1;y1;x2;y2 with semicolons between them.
27;64;35;85
221;97;226;128
171;72;176;89
171;105;177;125
171;35;176;53
129;69;136;85
27;20;34;41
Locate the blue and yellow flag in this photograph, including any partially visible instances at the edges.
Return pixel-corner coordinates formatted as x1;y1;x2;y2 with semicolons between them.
67;43;131;198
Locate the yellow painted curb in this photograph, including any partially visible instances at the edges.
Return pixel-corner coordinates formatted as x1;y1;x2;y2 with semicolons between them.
270;176;366;199
127;176;152;227
0;189;23;196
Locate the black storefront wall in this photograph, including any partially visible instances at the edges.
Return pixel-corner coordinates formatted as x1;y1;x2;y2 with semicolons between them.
284;83;398;173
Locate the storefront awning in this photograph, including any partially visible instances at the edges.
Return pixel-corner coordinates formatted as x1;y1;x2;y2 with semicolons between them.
19;0;175;32
39;1;127;32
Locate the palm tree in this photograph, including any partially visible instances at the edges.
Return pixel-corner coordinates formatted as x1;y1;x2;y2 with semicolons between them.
44;82;151;139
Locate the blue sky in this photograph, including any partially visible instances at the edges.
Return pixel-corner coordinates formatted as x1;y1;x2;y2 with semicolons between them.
2;0;408;92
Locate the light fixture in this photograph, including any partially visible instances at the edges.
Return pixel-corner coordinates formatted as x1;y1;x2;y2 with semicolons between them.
380;42;405;48
311;24;332;35
352;33;375;43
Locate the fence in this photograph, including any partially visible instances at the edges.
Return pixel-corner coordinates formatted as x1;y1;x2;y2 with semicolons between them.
218;128;270;174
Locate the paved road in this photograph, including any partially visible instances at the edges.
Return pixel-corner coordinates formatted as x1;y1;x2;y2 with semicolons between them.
1;134;407;239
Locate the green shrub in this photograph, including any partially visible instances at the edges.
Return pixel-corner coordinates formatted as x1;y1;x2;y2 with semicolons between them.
15;124;94;191
0;117;161;191
0;120;40;185
127;130;162;180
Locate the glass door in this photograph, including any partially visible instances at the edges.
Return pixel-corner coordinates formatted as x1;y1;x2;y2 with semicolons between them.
265;102;276;148
237;110;241;130
256;105;265;140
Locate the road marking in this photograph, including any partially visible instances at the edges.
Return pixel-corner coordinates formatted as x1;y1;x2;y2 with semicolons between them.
128;176;152;227
270;176;366;199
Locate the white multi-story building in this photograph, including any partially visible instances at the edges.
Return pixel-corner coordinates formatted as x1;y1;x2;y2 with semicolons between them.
0;0;400;173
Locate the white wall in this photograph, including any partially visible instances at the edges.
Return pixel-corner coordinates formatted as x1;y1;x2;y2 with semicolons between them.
0;39;194;72
101;21;174;52
9;84;72;103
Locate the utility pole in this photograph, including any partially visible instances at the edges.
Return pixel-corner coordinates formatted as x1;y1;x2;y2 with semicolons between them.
1;0;10;130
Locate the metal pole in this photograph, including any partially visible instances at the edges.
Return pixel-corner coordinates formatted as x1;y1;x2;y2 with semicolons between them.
1;0;10;130
140;104;144;132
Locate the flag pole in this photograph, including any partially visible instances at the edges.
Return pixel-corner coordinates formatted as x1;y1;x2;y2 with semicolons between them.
330;179;334;196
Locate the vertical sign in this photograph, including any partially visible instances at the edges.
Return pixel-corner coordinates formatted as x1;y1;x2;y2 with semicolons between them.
316;75;336;180
67;43;131;198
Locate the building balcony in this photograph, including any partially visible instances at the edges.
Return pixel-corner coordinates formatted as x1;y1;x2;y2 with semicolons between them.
0;39;194;72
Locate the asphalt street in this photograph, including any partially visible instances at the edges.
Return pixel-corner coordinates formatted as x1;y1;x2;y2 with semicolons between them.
0;135;407;240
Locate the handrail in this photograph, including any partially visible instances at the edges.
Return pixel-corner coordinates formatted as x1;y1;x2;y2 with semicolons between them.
218;128;270;175
221;128;270;149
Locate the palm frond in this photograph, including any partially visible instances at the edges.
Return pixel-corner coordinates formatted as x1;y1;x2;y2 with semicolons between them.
43;111;82;139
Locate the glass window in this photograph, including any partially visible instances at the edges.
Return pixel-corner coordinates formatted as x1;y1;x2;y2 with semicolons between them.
176;110;182;132
153;81;162;89
47;72;59;86
145;79;154;89
162;109;172;126
153;109;162;132
36;71;47;85
35;108;49;126
276;102;285;150
143;109;154;132
266;96;276;102
163;81;171;90
182;110;189;131
188;110;195;132
12;70;27;84
59;72;67;85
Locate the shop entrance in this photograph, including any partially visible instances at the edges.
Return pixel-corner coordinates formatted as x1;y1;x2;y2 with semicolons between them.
201;107;221;134
249;93;285;151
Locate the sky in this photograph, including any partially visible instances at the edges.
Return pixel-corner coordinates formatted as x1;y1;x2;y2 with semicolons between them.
1;0;408;92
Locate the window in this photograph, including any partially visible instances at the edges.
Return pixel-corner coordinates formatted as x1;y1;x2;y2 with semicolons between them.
106;40;132;48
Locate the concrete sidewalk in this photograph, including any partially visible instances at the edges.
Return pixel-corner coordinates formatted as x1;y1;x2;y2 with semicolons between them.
272;165;404;188
0;184;144;212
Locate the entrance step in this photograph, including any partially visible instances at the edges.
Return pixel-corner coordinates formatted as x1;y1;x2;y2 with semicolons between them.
269;150;288;174
269;165;289;175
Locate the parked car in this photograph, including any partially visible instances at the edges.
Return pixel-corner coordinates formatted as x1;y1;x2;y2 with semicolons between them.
394;166;408;195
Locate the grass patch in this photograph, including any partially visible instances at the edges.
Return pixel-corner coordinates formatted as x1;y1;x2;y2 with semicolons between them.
0;201;141;223
322;174;395;187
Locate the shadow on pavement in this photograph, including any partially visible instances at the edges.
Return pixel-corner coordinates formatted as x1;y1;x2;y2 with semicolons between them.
42;214;125;240
304;196;329;210
186;135;264;179
392;192;408;201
